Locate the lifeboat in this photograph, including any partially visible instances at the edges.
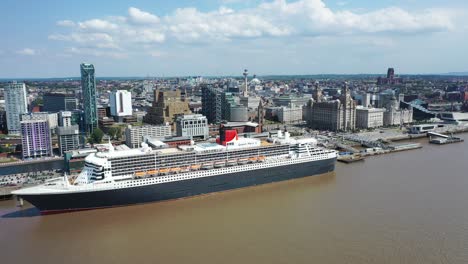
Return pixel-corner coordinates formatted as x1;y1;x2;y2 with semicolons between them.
238;158;249;165
159;168;170;175
147;170;158;175
258;156;266;162
226;160;237;166
248;157;258;163
190;164;201;171
214;161;226;168
181;166;191;172
135;171;146;177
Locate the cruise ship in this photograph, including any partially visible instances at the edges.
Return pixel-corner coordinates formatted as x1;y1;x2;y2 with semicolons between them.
13;129;337;214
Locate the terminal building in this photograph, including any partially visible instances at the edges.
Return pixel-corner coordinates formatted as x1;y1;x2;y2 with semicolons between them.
125;125;172;148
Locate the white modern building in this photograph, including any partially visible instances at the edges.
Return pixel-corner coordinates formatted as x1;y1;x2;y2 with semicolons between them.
175;114;209;140
5;82;28;135
125;125;172;148
110;90;132;118
356;107;385;129
21;112;58;133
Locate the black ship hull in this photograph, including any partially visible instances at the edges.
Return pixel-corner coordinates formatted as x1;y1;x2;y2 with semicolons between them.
19;158;336;214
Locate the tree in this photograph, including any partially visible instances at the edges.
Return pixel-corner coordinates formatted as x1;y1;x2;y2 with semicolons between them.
0;145;11;153
88;128;104;144
108;127;122;140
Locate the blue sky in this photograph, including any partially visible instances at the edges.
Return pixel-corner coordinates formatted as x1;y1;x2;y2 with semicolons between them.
1;0;467;78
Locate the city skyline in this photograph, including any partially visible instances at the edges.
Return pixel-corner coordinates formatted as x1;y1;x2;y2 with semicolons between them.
1;0;468;78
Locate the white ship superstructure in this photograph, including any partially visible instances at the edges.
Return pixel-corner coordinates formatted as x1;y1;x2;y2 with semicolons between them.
13;130;337;213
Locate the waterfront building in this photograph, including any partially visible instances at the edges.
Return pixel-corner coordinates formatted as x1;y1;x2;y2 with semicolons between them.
43;93;77;112
20;112;58;133
80;63;98;133
110;90;132;121
355;107;385;129
383;96;413;126
306;83;357;131
20;120;53;159
144;89;191;126
5;82;28;135
125;124;172;148
57;111;81;155
175;114;209;140
277;105;303;124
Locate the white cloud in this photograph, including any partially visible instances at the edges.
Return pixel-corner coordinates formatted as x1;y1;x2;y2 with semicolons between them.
17;48;36;55
49;0;458;58
78;19;118;32
67;47;127;59
57;20;75;27
128;7;160;24
49;33;119;49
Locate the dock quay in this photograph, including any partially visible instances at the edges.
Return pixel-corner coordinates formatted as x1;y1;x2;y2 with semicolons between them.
337;155;365;164
0;186;19;200
428;132;464;145
359;143;422;157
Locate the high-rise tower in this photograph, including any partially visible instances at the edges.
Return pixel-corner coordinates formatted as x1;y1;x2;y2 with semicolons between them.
80;63;98;133
5;82;28;135
242;69;248;97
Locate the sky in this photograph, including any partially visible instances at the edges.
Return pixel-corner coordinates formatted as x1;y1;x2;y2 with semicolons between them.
1;0;467;78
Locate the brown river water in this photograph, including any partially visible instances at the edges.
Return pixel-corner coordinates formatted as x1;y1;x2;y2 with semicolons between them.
1;134;467;264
